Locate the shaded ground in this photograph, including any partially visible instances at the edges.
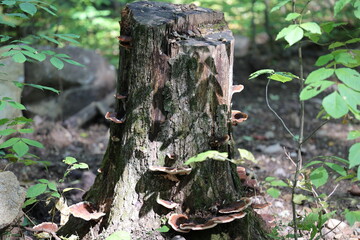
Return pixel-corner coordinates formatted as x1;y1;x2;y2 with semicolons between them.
2;44;359;239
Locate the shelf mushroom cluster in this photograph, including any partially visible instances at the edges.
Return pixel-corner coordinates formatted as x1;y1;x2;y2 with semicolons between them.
230;84;248;125
167;198;252;232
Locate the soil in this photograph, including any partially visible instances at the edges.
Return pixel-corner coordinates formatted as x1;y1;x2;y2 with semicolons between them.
1;43;359;239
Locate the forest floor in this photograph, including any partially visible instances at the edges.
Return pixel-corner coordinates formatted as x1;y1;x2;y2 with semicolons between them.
2;44;359;239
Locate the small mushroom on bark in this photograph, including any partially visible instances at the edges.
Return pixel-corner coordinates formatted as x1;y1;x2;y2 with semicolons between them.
117;35;132;42
149;166;192;175
156;195;179;209
68;201;105;221
32;222;58;233
180;220;217;231
211;211;247;224
231;110;248;125
114;93;127;99
231;85;244;96
105;112;126;124
168;214;190;233
218;198;252;214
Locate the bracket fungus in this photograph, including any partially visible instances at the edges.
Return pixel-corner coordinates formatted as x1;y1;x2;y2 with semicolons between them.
231;84;244;96
105;112;126;124
149;166;192;175
180;220;218;231
117;35;132;43
32;222;59;233
68;201;105;221
156;195;179;209
168;214;190;233
211;211;247;224
218;198;252;214
114;93;127;99
231;110;248;125
251;202;272;209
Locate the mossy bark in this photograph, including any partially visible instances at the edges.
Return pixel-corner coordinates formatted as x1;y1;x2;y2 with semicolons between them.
60;2;270;240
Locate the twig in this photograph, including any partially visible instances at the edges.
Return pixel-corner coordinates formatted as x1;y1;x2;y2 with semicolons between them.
265;79;295;138
301;120;329;145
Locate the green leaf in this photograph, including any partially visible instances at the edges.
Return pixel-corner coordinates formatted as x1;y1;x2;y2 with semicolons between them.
22;198;37;208
300;22;321;34
270;0;291;12
329;42;346;49
39;6;57;16
21;138;44;148
13;141;29;157
105;231;131;240
284;26;303;46
322;92;349;118
335;68;360;91
310;167;328;188
324;162;347;176
276;24;297;41
71;163;89;170
267;187;281;198
270;180;288;187
268;72;294;83
50;56;64;70
12;52;26;63
348;130;360;140
334;52;358;66
2;0;16;6
54;34;80;44
305;68;334;84
349;143;360;168
184;150;228;165
22;51;46;62
265;176;276;182
156;225;170;233
25;83;60;94
238;148;256;162
302;160;323;169
62;58;85;67
344;210;360;226
47;182;57;191
38;179;49;184
0;128;16;136
39;34;60;45
5;13;29;19
300;80;335;101
63;156;77;165
249;69;275;80
41;50;55;55
19;3;37;16
6;100;26;110
338;84;360;112
293;194;308;204
26;183;47;198
285;13;301;21
358;166;360;180
18;128;34;134
334;0;352;16
0;137;20;148
51;192;61;198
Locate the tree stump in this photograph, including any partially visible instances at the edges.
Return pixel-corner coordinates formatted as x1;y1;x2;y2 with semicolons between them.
61;2;269;239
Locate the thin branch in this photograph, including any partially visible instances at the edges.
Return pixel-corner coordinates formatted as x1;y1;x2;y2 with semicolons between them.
265;79;295;137
301;120;329;145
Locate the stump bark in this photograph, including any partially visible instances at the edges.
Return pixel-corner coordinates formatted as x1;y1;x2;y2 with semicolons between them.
62;2;270;239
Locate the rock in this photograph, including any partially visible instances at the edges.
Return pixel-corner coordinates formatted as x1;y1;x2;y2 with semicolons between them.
349;184;360;196
326;219;350;232
0;171;26;230
0;48;24;135
263;143;283;154
264;131;275;139
24;46;116;119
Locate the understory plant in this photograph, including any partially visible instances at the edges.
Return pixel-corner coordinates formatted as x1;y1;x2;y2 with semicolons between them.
0;0;87;238
249;0;360;239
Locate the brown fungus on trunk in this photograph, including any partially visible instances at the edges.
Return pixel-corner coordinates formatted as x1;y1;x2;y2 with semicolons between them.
168;214;190;233
156;194;179;209
180;220;218;231
218;198;252;214
68;202;105;221
117;35;132;43
231;84;244;97
32;222;58;233
251;202;272;209
114;93;127;99
231;110;248;125
105;112;125;124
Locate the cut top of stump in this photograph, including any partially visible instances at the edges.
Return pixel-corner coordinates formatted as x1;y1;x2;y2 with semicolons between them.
126;1;224;27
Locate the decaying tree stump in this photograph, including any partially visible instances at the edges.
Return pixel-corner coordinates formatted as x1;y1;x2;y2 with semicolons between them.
60;2;269;239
